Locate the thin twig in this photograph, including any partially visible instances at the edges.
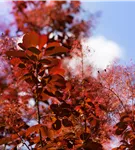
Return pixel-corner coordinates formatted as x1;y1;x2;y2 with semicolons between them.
99;72;128;112
99;71;135;132
124;69;135;131
12;129;31;150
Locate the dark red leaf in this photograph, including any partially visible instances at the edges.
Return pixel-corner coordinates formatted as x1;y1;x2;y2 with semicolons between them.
18;63;25;68
52;119;61;130
80;133;90;141
18;43;26;50
6;51;26;58
62;119;73;127
28;47;40;55
45;46;68;56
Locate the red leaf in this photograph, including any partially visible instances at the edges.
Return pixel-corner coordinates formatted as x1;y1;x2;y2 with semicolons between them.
0;137;11;145
0;130;25;145
18;43;26;50
62;118;73;127
45;46;68;56
26;124;42;137
52;119;61;130
46;42;60;49
23;31;39;49
10;58;21;65
6;51;26;58
65;82;72;92
28;47;40;55
49;66;65;76
39;34;48;50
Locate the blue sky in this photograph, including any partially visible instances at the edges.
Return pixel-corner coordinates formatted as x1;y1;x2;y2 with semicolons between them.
82;2;135;64
0;1;135;66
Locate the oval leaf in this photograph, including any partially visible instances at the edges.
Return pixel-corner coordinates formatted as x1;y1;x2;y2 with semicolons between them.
23;31;39;49
26;124;42;137
52;119;61;130
45;46;68;56
28;47;40;55
62;119;73;127
39;35;48;49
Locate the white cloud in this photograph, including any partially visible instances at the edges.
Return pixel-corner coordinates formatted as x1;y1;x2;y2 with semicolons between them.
83;36;123;71
63;35;123;77
16;35;24;50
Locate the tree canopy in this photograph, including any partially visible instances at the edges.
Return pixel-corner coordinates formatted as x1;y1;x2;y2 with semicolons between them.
0;1;135;150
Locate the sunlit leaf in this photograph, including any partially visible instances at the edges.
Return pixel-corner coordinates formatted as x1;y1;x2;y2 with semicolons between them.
26;124;42;137
23;31;39;49
39;34;48;49
49;66;65;76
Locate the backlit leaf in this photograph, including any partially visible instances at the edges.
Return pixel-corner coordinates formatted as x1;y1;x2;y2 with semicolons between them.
39;34;48;49
23;31;39;49
49;66;65;76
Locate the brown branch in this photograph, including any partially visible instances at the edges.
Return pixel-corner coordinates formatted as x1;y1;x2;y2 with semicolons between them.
80;45;87;133
35;62;43;147
106;86;127;112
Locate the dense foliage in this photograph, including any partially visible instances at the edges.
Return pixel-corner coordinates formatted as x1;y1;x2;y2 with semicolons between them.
11;1;93;47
